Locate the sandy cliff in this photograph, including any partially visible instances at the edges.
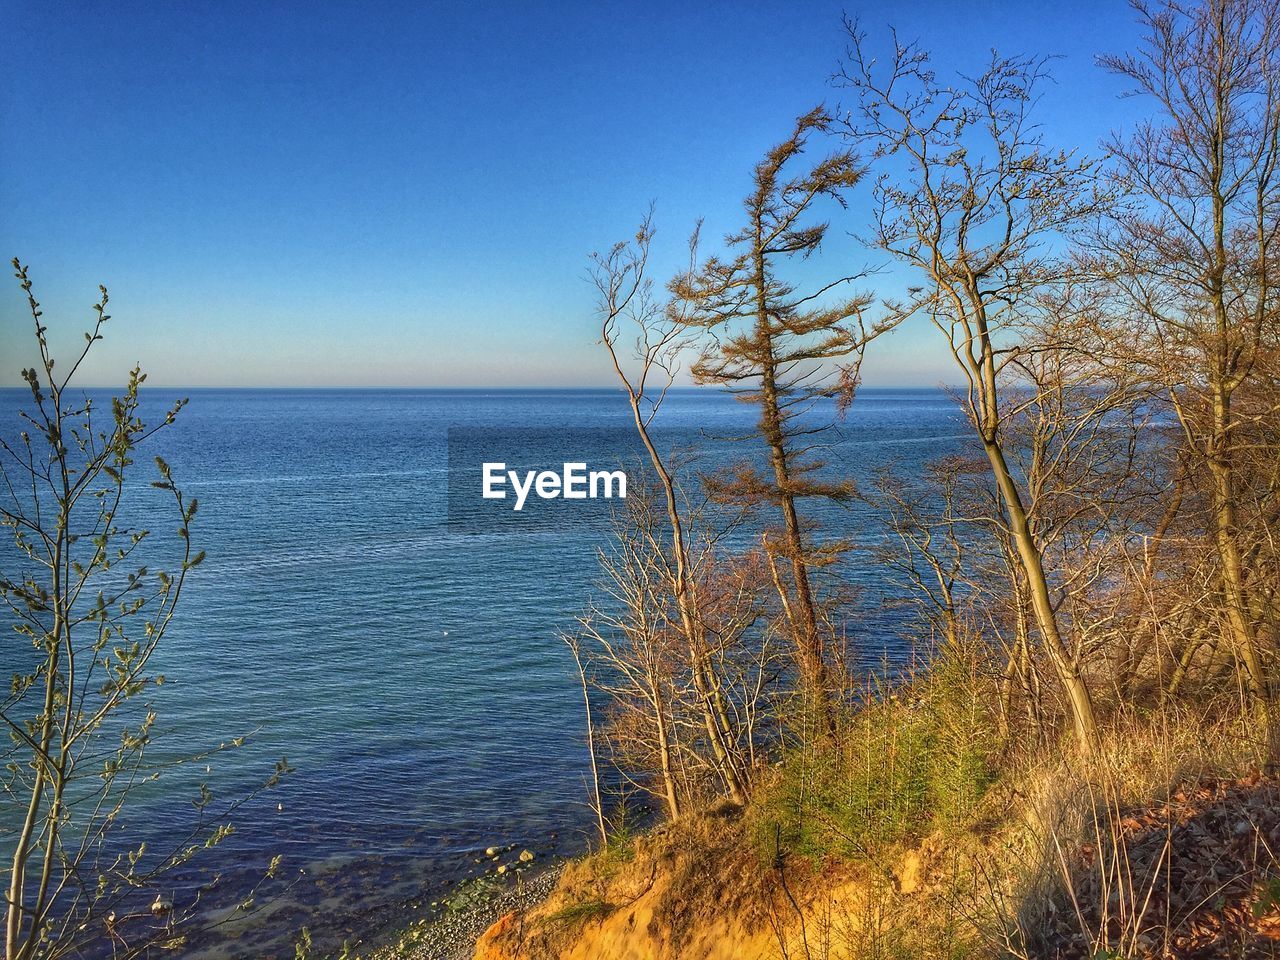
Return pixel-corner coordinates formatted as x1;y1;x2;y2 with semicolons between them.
472;805;941;960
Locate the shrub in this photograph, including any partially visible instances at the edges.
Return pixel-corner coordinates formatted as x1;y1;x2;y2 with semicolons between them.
752;646;1000;863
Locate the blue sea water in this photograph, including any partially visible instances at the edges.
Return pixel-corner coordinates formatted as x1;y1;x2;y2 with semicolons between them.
0;387;967;957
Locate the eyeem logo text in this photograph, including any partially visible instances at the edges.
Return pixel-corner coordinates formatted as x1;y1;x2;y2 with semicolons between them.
482;462;628;511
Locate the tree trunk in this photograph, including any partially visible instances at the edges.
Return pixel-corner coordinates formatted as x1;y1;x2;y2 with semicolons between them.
983;436;1099;754
1209;386;1268;699
622;388;748;802
753;248;832;728
652;681;682;820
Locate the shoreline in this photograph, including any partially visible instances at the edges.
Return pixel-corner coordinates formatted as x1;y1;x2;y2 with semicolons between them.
361;865;563;960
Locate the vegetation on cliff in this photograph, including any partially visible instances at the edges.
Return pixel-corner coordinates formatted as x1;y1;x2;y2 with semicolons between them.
540;1;1280;957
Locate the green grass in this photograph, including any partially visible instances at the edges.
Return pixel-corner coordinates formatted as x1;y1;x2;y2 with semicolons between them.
542;899;616;926
752;648;999;864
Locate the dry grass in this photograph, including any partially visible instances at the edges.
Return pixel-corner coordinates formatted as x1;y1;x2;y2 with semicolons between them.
480;680;1280;960
964;704;1280;959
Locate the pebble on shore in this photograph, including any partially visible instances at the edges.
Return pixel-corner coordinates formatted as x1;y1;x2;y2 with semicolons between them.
392;867;561;960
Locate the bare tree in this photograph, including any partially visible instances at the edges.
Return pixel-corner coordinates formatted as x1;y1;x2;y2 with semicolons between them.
563;632;608;845
1099;0;1280;701
865;458;971;654
571;494;687;820
836;28;1110;752
568;483;771;818
592;212;750;804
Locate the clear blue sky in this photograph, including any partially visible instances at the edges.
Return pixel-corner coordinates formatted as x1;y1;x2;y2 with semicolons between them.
2;1;1144;388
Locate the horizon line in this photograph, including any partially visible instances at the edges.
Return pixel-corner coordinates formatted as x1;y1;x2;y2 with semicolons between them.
0;383;960;392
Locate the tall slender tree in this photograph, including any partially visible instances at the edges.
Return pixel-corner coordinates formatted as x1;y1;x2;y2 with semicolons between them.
1099;0;1280;702
670;107;888;724
592;213;748;803
0;262;287;960
836;30;1107;752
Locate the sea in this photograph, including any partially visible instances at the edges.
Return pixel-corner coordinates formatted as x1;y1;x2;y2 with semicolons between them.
0;387;968;957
